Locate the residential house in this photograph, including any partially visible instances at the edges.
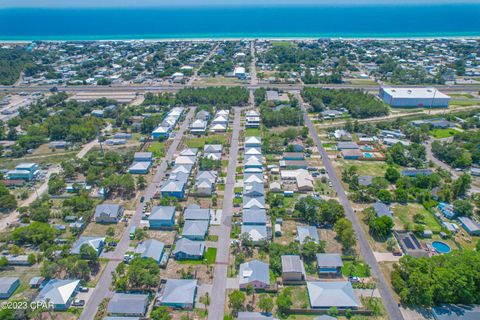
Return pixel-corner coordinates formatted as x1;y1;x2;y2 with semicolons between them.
373;202;393;218
70;236;105;255
0;277;20;299
245;136;262;148
316;253;343;277
128;161;151;174
173;238;205;260
94;204;125;223
182;220;209;240
184;204;211;221
240;225;268;244
242;209;267;225
149;206;176;228
35;279;80;310
158;279;197;309
306;281;359;309
281;255;306;282
297;226;319;244
134;152;153;163
190;119;208;135
107;293;149;317
239;260;270;290
401;169;433;177
135;239;165;264
458;216;480;236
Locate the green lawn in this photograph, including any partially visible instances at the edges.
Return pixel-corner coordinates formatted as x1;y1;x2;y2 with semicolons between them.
342;260;371;277
178;247;217;265
393;203;442;232
185;134;227;148
207;235;219;242
449;93;475;99
147;141;165;158
450;99;480;106
429;128;460;139
338;159;390;177
244;128;261;137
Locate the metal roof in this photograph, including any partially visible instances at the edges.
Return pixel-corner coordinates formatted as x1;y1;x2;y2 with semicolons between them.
307;281;359;308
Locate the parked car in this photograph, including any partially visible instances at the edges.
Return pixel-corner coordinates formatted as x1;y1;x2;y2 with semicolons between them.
79;286;89;293
72;299;85;307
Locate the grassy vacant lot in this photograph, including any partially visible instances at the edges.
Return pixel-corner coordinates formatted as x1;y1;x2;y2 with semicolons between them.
342;260;371;277
147;141;165;158
393;203;442;232
449;93;475;99
450;99;480;106
290;286;310;309
336;159;390;177
429;128;460;138
244;128;261;137
185;134;227;148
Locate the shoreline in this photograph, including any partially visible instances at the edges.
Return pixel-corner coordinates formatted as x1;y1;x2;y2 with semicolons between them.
1;35;480;43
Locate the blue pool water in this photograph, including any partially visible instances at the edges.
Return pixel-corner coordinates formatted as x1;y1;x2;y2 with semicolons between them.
432;241;451;254
0;4;479;40
363;146;374;151
363;153;374;158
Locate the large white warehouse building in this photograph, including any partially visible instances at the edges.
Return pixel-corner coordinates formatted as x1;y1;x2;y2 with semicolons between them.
379;87;450;108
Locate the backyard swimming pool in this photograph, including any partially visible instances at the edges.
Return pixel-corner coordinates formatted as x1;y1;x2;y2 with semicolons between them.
432;241;451;254
363;152;374;158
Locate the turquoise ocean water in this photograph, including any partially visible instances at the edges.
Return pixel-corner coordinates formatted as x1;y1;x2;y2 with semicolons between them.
0;4;479;40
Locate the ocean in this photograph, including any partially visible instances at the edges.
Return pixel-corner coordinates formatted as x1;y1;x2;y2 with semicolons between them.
0;4;479;40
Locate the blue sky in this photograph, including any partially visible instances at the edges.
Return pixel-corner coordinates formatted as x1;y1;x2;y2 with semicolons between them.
1;0;478;8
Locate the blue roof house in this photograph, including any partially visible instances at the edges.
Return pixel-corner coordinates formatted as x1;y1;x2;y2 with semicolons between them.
135;239;165;264
0;277;20;299
148;206;176;228
173;238;205;260
158;279;198;309
182;220;209;240
35;279;80;310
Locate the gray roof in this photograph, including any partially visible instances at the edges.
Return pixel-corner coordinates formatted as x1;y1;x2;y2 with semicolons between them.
337;142;359;150
243;182;265;197
313;316;337;320
432;305;480;320
95;204;124;219
243;196;266;209
241;225;268;242
107;293;149;316
307;281;359;308
316;253;343;268
135;239;165;262
71;236;104;254
458;216;480;233
149;206;175;221
35;279;80;305
0;277;18;294
281;255;306;274
184;205;211;221
104;317;140;320
196;171;217;183
160;279;197;305
243;209;267;225
182;220;209;237
373;202;393;218
358;175;373;187
239;260;270;286
266;90;280;101
297;226;320;244
134;152;153;159
174;238;205;256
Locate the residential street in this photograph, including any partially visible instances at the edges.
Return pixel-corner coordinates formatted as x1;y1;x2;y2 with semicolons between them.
297;93;404;320
79;107;195;320
208;107;241;320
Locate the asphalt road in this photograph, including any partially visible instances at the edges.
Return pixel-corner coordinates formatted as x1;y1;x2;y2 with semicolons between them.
79;107;195;320
1;83;480;94
208;107;241;320
297;93;404;320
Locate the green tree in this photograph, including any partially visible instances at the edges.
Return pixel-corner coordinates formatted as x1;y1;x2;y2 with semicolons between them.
369;215;394;239
453;199;473;217
276;287;293;314
151;307;172;320
228;290;245;313
385;166;400;183
259;294;274;313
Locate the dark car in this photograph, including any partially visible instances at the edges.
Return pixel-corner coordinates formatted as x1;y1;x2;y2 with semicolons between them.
140;196;145;203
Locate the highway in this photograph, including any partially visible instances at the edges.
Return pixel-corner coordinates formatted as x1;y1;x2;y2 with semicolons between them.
208;107;241;320
1;83;480;94
296;92;404;320
79;107;195;320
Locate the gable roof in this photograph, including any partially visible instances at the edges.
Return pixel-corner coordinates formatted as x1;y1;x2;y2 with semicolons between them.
373;202;393;218
149;206;176;221
316;253;343;268
243;209;267;225
135;239;165;262
184;205;211;220
241;225;268;242
297;226;319;244
95;204;124;219
71;236;104;254
35;279;80;305
0;277;18;294
281;255;306;274
107;293;149;316
182;220;209;237
174;238;205;256
160;279;197;305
